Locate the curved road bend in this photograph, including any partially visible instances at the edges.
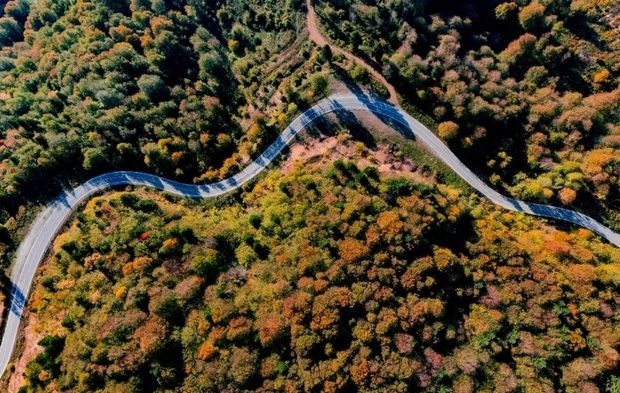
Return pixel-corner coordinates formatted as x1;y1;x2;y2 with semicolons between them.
1;93;620;378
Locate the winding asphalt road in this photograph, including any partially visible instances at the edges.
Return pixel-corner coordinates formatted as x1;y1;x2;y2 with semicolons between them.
1;93;619;378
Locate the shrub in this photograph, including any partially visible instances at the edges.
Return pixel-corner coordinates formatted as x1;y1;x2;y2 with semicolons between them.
437;121;459;141
191;248;223;276
519;2;546;31
248;214;262;229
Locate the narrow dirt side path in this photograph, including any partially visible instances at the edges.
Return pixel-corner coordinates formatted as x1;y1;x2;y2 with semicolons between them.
6;312;42;393
306;0;400;105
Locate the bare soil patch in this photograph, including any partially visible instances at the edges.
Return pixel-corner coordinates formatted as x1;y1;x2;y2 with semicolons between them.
282;130;433;185
6;311;43;393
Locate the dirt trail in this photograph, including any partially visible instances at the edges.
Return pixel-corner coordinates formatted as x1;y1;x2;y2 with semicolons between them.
6;312;42;393
306;0;399;105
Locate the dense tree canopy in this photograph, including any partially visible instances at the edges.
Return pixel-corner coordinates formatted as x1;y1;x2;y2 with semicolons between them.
0;1;619;391
16;142;620;392
0;0;329;284
0;0;307;220
314;0;620;229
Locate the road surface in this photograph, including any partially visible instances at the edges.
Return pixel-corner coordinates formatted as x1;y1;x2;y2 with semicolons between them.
1;93;619;378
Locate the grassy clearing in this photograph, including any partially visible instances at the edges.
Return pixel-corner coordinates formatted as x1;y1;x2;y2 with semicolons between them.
376;132;472;192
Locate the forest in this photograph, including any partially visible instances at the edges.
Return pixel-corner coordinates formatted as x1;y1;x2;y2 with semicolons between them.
12;139;620;392
0;0;619;391
0;0;329;277
314;0;620;229
1;1;618;267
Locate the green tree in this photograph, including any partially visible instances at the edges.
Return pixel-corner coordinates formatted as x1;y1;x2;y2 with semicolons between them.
191;248;222;276
82;146;109;171
137;74;168;101
0;16;21;45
